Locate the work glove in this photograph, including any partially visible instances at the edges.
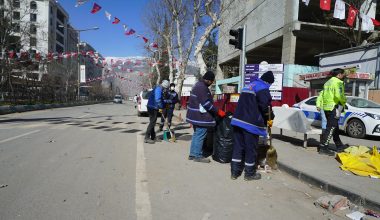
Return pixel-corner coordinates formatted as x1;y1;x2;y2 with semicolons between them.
158;109;163;113
217;109;226;118
267;120;273;128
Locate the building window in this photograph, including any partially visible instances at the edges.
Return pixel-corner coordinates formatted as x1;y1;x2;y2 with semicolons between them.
30;25;37;34
30;37;37;47
30;1;37;10
13;23;20;33
0;0;4;6
13;11;20;20
30;13;37;22
56;44;63;53
56;22;64;34
13;0;20;8
56;33;64;45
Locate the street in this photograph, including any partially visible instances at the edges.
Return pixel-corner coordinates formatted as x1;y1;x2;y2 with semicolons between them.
2;103;377;220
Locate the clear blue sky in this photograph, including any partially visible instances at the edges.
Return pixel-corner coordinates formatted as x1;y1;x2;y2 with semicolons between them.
59;0;149;57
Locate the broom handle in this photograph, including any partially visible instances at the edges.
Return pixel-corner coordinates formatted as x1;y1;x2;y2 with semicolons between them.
268;106;272;146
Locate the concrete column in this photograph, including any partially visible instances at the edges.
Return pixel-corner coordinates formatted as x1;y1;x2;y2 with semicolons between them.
281;0;299;64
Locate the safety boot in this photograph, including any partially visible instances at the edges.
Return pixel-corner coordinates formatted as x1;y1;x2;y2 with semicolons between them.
244;165;261;181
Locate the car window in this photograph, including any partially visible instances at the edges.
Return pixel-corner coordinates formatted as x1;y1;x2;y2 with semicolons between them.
349;98;380;108
142;91;151;99
305;97;317;106
115;95;122;99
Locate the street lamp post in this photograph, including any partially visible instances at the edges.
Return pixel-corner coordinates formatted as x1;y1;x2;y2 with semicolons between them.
59;25;99;100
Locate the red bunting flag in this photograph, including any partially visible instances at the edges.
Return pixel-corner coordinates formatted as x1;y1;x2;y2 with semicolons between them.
142;37;149;43
125;29;136;36
112;17;120;24
91;3;102;14
320;0;331;11
346;5;358;27
150;42;158;48
371;18;380;26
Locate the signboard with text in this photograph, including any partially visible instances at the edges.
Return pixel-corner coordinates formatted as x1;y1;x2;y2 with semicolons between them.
80;65;86;83
244;64;284;100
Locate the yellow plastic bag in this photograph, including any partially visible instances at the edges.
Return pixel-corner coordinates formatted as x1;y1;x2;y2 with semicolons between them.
336;146;380;178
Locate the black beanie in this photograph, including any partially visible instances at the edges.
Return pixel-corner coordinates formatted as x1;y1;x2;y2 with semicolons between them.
203;71;215;81
260;71;275;84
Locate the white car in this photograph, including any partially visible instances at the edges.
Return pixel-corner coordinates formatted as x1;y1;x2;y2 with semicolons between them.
113;95;123;104
293;96;380;138
137;90;152;117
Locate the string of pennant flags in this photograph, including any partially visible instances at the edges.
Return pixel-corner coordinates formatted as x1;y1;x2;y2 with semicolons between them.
0;50;172;69
74;0;159;49
302;0;380;31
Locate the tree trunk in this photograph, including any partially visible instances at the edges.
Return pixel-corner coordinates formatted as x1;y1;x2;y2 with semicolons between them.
167;43;174;83
194;22;217;75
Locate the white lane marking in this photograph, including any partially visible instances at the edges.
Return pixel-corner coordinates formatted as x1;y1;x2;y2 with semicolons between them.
0;130;40;144
78;113;91;118
135;124;152;220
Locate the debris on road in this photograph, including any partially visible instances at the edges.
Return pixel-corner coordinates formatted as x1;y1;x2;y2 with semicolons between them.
346;211;365;220
0;184;8;188
314;195;349;213
48;139;55;143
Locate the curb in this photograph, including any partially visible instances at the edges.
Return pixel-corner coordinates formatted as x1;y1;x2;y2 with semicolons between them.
0;101;109;115
277;161;380;212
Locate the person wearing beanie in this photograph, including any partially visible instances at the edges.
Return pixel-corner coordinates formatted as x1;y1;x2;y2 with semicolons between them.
260;71;275;84
160;83;179;131
230;71;275;181
186;71;226;163
145;80;170;144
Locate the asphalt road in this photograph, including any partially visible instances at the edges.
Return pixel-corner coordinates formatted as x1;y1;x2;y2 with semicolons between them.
0;102;360;220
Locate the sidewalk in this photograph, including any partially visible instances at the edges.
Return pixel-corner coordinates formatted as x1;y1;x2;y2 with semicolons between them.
173;109;380;212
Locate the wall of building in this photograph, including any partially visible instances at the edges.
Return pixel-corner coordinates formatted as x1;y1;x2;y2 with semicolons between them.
218;0;287;65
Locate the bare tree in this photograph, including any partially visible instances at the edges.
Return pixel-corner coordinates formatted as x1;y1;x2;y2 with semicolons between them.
193;0;232;75
164;0;201;97
0;0;46;103
143;0;176;84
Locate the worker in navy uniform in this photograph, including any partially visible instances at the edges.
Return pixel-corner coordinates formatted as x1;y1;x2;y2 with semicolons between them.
230;71;275;181
160;83;179;131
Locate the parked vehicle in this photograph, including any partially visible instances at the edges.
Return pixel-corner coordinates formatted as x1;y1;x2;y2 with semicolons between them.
293;96;380;138
113;95;123;104
137;90;152;116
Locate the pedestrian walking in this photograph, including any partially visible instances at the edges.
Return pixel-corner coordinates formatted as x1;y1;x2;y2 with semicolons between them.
186;71;226;163
160;83;179;131
319;68;347;156
133;94;138;109
230;71;275;181
144;80;170;144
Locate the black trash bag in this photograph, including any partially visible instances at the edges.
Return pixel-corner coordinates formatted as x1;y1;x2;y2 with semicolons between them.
212;112;234;163
202;128;214;158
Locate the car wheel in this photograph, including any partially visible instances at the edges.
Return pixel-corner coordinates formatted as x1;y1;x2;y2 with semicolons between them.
346;118;366;138
137;111;142;117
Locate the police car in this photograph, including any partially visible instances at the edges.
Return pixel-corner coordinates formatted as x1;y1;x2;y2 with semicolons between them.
293;96;380;138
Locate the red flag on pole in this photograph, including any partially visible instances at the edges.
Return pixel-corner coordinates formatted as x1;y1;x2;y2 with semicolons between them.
371;18;380;26
112;17;120;24
346;5;358;27
125;29;136;36
320;0;331;11
91;3;102;14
